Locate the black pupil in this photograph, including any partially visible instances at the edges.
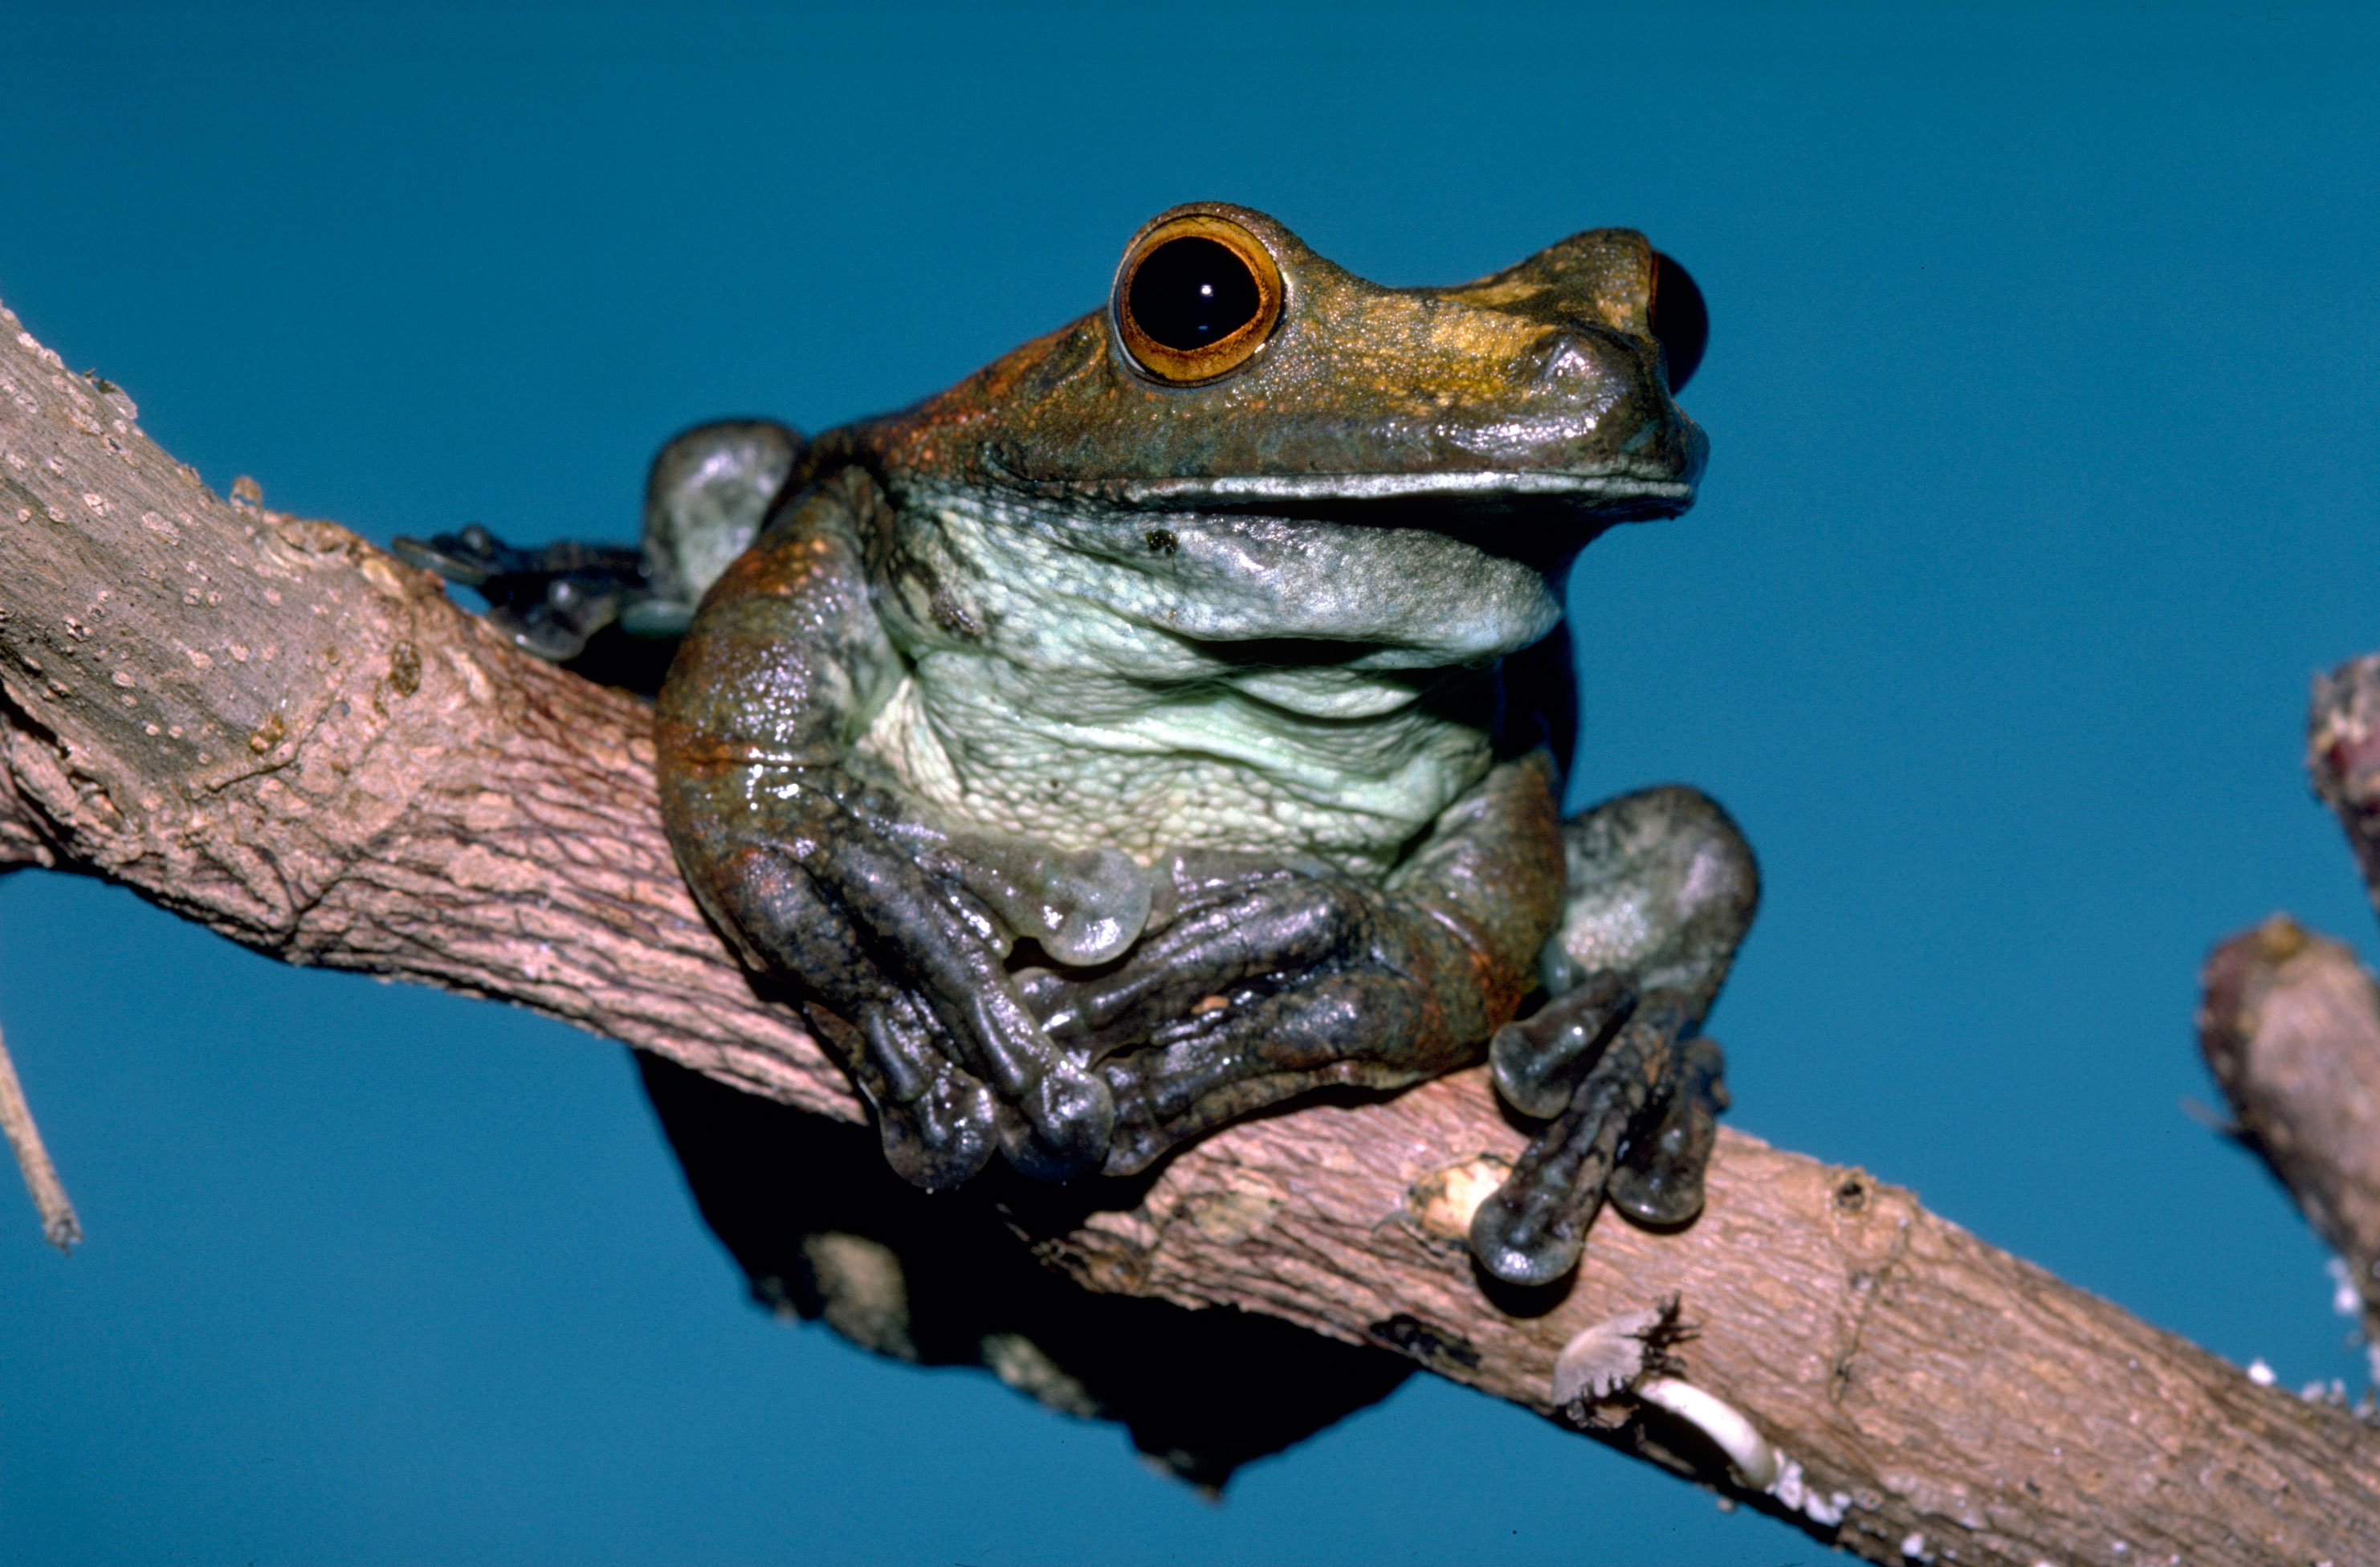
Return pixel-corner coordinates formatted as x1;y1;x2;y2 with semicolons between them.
1127;236;1261;353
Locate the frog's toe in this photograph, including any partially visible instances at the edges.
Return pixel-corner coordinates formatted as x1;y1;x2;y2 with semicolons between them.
1489;970;1634;1119
391;522;519;586
869;1063;1000;1190
1606;1034;1726;1226
1467;991;1691;1287
813;995;993;1191
993;1062;1116;1181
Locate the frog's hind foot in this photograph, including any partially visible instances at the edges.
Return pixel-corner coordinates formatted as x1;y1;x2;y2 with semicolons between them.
393;523;647;663
1468;985;1726;1287
393;417;802;685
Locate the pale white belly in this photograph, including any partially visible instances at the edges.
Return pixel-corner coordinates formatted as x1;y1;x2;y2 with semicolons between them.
854;485;1543;879
851;657;1495;880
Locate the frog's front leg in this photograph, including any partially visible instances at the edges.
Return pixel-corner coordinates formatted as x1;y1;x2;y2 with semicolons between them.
1468;786;1758;1286
657;455;1144;1188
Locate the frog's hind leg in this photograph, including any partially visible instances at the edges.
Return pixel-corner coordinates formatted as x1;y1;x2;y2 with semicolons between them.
1468;785;1757;1287
392;418;801;685
389;524;646;663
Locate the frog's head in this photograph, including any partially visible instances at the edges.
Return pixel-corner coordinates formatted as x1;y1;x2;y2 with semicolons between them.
834;204;1710;663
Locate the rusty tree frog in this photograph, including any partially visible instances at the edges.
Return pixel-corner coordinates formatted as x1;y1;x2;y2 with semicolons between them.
400;204;1758;1287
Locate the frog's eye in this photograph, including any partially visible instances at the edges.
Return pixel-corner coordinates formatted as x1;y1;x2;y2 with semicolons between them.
1114;214;1284;384
1648;251;1708;394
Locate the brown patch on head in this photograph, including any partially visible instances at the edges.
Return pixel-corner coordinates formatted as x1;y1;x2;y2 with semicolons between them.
833;203;1705;508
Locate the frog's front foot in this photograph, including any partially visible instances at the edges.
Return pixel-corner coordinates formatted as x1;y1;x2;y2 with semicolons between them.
1467;983;1728;1286
687;779;1154;1187
1017;756;1567;1181
1468;785;1758;1287
1023;853;1494;1173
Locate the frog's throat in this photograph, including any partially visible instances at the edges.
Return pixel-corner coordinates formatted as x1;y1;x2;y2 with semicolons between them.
852;665;1498;879
883;476;1570;666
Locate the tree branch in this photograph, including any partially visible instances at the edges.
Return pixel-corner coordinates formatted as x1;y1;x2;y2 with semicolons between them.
4;298;2372;1566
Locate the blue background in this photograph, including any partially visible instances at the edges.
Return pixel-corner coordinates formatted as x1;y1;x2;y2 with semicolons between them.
4;4;2377;1562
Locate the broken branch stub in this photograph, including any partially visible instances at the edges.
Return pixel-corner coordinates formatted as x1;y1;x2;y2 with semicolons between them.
4;296;2378;1565
2188;659;2380;1332
2313;651;2380;924
2200;915;2380;1334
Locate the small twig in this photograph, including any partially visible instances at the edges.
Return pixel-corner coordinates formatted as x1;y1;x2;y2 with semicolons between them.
0;1017;80;1251
2177;1093;2240;1136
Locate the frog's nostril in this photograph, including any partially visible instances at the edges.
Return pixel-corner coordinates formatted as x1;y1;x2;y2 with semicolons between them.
1526;332;1615;386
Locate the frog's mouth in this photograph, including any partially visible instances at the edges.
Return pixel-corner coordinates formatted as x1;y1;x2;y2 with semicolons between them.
1090;471;1697;577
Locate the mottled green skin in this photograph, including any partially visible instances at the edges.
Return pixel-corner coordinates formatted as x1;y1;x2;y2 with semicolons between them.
654;204;1751;1286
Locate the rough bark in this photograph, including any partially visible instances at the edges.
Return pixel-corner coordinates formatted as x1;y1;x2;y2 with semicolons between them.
4;298;2374;1566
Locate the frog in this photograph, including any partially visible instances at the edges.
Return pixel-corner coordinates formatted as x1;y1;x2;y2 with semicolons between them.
397;203;1758;1288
